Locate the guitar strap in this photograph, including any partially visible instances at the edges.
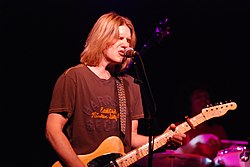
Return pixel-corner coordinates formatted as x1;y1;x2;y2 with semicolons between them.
116;76;127;135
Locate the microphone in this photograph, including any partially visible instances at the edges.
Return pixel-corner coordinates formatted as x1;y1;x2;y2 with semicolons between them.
124;47;139;57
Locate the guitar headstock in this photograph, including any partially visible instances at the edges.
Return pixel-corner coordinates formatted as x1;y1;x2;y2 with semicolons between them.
201;102;237;120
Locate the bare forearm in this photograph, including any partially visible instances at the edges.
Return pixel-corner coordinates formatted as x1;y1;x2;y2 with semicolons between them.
46;129;84;167
131;132;150;148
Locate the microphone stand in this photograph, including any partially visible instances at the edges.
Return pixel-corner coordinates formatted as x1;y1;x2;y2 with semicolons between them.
130;18;170;167
131;53;156;167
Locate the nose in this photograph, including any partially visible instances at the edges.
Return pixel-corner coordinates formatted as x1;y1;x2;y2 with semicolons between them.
121;45;130;52
122;38;130;47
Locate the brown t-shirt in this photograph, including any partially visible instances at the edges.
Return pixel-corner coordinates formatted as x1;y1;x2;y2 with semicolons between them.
48;64;144;154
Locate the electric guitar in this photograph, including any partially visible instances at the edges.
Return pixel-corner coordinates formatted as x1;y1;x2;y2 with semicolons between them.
52;101;237;167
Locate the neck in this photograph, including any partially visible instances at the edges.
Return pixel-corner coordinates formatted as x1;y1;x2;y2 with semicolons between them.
87;65;111;80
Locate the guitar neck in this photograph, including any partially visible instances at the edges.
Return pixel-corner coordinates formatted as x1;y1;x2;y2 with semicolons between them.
52;102;236;167
176;112;207;134
115;113;206;166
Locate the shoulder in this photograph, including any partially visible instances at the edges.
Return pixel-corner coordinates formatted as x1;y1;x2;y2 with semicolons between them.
122;74;140;87
122;74;134;82
64;64;86;75
56;64;87;82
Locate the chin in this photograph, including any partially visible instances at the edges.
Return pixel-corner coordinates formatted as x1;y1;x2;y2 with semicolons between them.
118;57;125;63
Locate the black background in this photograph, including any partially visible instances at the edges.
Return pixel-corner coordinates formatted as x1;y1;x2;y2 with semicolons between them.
4;0;250;166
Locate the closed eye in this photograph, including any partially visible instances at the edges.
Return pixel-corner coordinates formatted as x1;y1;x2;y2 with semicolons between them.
119;37;131;44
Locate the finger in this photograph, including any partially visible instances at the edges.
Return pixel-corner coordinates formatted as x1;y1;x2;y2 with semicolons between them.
169;123;176;131
170;137;183;146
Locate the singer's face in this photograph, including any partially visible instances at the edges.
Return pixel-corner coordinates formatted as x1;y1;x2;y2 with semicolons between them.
105;25;131;64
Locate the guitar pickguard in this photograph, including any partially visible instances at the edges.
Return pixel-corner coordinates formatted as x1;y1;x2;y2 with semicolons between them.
87;153;122;167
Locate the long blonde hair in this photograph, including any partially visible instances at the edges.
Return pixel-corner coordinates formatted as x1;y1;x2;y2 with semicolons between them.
80;11;137;73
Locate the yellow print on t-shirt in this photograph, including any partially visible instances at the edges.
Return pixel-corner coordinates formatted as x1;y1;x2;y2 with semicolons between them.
91;107;119;121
